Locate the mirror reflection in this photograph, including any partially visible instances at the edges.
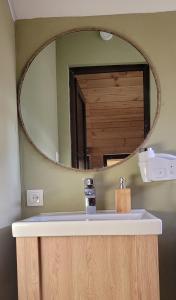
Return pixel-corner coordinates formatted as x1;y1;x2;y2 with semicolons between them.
20;30;158;170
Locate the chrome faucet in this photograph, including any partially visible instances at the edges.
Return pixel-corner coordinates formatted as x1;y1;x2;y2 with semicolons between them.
84;178;96;214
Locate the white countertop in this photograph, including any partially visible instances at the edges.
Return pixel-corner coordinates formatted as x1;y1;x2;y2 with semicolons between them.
12;209;162;237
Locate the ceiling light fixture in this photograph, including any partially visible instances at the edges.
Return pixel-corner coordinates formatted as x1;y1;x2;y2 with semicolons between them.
100;31;113;41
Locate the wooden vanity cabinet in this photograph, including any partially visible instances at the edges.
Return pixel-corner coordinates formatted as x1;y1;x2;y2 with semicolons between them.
16;235;160;300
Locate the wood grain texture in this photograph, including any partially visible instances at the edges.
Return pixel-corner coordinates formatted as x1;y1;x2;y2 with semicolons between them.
115;188;131;213
135;236;160;300
76;71;143;80
40;236;160;300
77;71;144;168
75;76;143;88
16;237;41;300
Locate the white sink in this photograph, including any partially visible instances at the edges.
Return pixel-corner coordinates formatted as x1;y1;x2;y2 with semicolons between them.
21;210;145;222
12;209;162;237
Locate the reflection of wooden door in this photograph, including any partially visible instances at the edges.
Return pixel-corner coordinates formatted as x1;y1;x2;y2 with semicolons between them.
70;77;87;169
70;64;150;169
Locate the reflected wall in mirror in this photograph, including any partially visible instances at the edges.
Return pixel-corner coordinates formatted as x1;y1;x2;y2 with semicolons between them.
19;30;158;170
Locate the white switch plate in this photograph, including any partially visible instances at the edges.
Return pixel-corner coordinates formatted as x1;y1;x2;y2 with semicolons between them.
27;190;43;206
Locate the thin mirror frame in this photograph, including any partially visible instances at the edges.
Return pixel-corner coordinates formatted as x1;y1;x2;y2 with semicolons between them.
17;27;161;172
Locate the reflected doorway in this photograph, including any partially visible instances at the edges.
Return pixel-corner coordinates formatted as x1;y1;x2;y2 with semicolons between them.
69;64;150;169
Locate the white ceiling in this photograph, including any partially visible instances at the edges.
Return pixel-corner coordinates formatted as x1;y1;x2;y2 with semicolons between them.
8;0;176;20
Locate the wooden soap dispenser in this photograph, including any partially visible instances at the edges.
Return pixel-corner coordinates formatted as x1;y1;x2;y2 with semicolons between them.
115;177;131;213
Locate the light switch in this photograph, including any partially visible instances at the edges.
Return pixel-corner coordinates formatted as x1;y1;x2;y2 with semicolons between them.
27;190;43;206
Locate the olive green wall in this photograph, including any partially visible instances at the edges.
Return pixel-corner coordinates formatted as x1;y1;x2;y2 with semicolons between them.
21;41;59;162
0;0;21;299
16;13;176;300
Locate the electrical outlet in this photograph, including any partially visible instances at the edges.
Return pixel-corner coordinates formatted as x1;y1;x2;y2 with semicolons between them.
27;190;43;206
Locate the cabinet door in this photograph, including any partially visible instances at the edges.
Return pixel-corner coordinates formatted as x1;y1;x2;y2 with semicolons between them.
40;236;160;300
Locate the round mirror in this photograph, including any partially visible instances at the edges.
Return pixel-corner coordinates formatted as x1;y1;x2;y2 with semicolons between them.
19;29;159;170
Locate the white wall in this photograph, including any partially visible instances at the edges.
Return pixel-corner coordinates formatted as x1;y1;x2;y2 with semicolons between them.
0;0;21;298
10;0;176;20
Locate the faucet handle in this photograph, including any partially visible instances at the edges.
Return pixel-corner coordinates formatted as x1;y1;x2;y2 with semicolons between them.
84;178;94;186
